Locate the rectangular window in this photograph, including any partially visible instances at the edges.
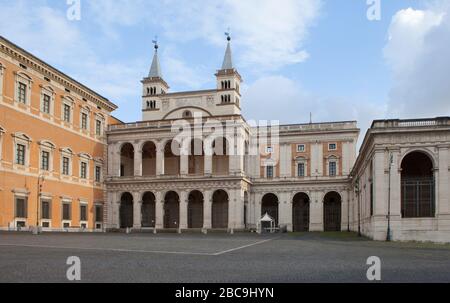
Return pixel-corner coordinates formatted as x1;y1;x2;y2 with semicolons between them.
62;203;71;220
81;113;88;130
297;144;305;152
15;197;27;218
95;205;103;222
329;143;337;151
62;157;70;175
41;200;51;219
266;165;274;178
63;104;71;122
95;166;101;182
298;163;305;177
18;82;27;103
80;204;87;221
42;94;51;114
16;144;25;165
329;161;337;176
266;146;273;153
41;151;50;171
95;120;102;135
80;162;87;179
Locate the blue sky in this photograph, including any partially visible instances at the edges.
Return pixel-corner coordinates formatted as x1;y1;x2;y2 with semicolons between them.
1;0;449;137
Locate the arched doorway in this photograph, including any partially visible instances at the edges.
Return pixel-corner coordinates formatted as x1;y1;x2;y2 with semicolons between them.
120;143;134;177
141;192;155;227
212;137;229;175
188;139;204;175
188;190;204;228
401;151;435;218
212;190;228;228
142;141;156;176
324;191;341;231
261;193;279;227
164;191;180;228
293;192;310;232
120;192;133;228
164;140;180;176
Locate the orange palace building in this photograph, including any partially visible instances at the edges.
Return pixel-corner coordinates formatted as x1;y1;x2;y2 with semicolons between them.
0;36;120;231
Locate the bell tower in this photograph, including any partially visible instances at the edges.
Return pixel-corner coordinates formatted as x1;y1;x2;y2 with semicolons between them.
142;39;169;120
215;33;242;110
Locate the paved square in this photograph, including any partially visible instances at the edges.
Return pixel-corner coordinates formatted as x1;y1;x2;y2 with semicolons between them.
0;232;449;282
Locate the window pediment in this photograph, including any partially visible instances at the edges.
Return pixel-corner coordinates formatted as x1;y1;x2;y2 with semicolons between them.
12;132;32;142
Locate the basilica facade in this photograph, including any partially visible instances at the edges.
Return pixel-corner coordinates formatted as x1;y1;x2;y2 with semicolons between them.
103;38;450;243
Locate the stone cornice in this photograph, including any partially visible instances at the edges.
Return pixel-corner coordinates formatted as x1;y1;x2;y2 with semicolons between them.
0;36;117;112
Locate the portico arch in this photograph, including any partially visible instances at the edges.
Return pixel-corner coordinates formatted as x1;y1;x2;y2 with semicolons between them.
120;143;134;177
324;191;341;231
293;192;310;232
164;191;180;228
188;190;204;228
119;192;133;228
141;192;156;227
401;151;435;218
212;190;229;228
261;193;279;227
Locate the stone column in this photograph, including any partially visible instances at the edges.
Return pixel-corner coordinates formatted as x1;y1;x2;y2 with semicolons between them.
106;191;118;228
179;191;188;229
156;143;164;176
310;191;324;231
228;189;235;229
133;143;142;177
203;190;212;229
155;192;163;229
234;189;245;229
254;192;262;228
278;192;292;231
341;189;349;231
133;192;142;229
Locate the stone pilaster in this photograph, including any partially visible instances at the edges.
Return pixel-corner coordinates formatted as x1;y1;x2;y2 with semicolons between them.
155;192;163;229
179;191;188;229
203;190;212;229
133;192;141;229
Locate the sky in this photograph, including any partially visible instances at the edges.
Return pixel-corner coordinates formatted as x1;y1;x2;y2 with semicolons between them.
1;0;450;140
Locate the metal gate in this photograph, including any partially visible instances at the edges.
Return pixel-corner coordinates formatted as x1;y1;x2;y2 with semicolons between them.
164;192;179;228
188;191;204;228
141;193;155;228
401;177;435;218
293;197;309;232
324;192;341;231
119;194;133;228
212;190;228;229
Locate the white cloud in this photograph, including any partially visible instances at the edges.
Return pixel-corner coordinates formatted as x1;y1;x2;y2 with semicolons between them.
384;2;450;118
159;0;321;71
0;0;145;121
242;75;383;136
